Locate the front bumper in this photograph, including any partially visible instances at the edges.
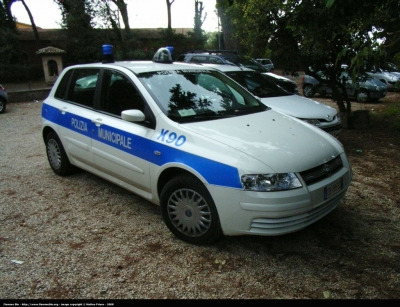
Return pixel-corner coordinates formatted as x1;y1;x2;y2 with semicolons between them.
208;154;352;237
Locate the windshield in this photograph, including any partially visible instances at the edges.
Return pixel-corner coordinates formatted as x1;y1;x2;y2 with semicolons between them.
138;69;268;123
225;71;292;98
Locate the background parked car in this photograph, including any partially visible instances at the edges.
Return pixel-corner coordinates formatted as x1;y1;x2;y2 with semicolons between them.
255;58;274;72
176;50;299;94
264;72;299;94
201;63;342;138
381;62;400;80
364;65;399;91
0;84;8;114
301;71;387;102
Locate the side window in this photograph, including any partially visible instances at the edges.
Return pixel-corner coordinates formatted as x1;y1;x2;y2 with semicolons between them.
54;69;73;99
99;70;144;117
208;56;223;64
190;56;207;63
66;69;100;107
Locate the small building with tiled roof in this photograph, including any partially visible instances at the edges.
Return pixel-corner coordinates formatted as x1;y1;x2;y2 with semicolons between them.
36;46;66;85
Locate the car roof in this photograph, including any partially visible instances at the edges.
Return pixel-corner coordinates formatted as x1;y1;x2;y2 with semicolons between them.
63;60;212;74
199;63;255;72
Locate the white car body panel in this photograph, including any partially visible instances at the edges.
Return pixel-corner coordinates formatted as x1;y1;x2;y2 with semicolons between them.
260;94;338;119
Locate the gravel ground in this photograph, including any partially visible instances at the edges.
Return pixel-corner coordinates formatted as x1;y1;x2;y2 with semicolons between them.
1;98;399;300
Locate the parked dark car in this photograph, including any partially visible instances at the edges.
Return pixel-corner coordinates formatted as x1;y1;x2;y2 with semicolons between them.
301;71;387;102
0;84;8;114
176;50;299;94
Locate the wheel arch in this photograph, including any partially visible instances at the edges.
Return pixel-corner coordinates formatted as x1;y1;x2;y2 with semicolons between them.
157;166;206;199
42;126;57;143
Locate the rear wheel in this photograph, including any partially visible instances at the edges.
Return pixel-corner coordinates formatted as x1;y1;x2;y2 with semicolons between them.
45;131;76;176
303;85;315;98
356;89;370;103
160;175;223;245
0;99;6;114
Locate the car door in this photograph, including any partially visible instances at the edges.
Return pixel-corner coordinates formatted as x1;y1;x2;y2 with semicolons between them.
52;68;100;169
90;69;154;195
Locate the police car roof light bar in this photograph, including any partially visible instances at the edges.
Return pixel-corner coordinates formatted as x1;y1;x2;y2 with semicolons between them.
102;44;114;64
153;47;173;63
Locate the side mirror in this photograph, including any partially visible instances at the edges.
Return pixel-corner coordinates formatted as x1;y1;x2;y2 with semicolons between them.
121;109;145;122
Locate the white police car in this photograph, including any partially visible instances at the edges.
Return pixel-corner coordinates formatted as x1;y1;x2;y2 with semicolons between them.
41;46;353;245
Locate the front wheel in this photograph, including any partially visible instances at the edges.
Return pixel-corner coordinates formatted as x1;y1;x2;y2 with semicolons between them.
160;175;223;245
303;84;315;98
45;131;76;176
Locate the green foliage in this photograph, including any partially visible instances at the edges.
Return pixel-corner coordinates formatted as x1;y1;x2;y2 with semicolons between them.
0;0;22;65
204;32;221;49
219;0;400;115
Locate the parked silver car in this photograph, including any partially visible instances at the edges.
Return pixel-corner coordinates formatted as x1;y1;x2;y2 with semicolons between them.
255;58;274;72
302;71;387;102
381;62;400;81
201;64;342;138
365;65;399;91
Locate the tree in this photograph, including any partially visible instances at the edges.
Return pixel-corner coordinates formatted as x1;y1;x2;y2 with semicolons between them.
17;0;42;49
186;0;208;49
193;0;206;39
94;0;138;60
215;0;400;120
216;0;237;50
165;0;174;42
0;0;21;64
55;0;102;64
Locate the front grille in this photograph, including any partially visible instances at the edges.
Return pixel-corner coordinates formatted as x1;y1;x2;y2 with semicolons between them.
300;155;343;185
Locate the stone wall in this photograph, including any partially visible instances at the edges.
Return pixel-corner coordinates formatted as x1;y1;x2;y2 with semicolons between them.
8;89;51;103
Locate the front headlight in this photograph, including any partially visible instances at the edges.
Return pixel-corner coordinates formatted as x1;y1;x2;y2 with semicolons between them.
303;119;321;126
241;173;302;191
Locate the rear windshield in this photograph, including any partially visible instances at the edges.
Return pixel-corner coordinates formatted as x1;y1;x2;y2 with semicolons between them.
225;71;292;98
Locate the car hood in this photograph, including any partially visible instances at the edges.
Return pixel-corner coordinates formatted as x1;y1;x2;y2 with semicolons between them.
260;94;338;120
263;72;292;82
181;109;342;172
368;72;398;82
363;78;387;88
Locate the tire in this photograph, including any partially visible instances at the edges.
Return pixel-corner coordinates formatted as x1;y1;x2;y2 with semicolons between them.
356;89;370;103
0;99;6;114
160;175;223;245
303;85;315;98
45;131;76;176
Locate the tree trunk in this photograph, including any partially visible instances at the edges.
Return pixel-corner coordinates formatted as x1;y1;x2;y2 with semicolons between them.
216;0;237;50
20;0;41;49
111;0;131;39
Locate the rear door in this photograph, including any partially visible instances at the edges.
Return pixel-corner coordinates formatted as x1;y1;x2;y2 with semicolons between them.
52;68;100;169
